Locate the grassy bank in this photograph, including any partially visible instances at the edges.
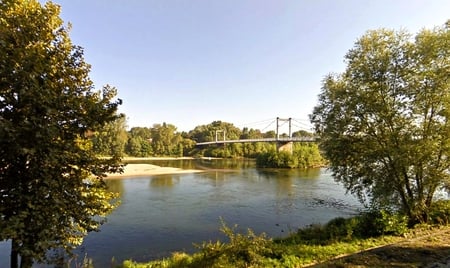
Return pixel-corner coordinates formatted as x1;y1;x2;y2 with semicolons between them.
120;208;450;268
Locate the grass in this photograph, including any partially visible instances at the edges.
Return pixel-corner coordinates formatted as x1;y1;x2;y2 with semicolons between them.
120;204;450;268
120;226;450;268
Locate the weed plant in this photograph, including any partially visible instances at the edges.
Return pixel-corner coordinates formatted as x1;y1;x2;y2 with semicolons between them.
122;202;450;268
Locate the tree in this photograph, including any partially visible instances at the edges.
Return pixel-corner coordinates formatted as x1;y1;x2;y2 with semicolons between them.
189;121;241;142
0;1;122;267
92;116;128;156
311;22;450;223
292;130;314;138
125;127;152;157
150;123;183;156
189;121;244;157
263;130;276;138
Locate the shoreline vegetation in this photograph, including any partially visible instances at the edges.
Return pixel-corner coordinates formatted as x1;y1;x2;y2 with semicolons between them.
121;221;450;268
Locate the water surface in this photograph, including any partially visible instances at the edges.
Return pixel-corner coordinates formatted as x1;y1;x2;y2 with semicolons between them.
0;159;360;267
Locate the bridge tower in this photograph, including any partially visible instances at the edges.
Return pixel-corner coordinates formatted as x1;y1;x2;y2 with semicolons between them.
215;130;226;142
276;117;293;153
276;117;292;139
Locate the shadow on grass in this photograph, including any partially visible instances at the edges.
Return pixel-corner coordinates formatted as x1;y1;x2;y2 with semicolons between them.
307;244;450;267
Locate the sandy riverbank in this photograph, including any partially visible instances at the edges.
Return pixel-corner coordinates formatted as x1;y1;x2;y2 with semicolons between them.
105;163;204;179
122;156;196;161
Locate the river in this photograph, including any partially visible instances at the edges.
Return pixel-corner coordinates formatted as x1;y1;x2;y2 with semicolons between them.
0;159;361;267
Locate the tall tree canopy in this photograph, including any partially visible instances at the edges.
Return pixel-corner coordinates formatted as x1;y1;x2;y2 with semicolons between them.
311;22;450;223
92;116;128;157
150;123;184;156
0;1;122;267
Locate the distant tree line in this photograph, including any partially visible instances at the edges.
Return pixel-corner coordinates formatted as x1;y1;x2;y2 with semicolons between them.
91;119;323;166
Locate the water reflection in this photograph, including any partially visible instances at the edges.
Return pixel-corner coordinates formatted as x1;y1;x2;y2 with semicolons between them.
150;175;180;188
256;168;322;180
105;179;124;197
200;171;229;187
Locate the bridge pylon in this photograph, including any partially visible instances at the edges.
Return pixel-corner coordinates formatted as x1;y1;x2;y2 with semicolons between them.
276;117;292;139
276;117;293;154
215;130;226;142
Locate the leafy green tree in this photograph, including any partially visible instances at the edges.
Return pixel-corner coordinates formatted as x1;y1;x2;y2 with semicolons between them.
240;127;263;140
126;136;153;157
189;121;243;157
151;123;183;156
256;144;323;169
189;121;242;143
125;127;152;157
128;126;152;140
293;143;323;169
0;1;122;267
92;115;128;156
292;130;314;138
311;22;450;223
263;130;276;138
239;128;267;157
180;137;196;156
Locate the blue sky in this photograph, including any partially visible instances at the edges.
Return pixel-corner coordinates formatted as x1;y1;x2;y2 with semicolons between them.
52;0;449;132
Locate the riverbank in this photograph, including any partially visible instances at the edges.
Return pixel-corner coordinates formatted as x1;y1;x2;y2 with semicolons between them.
122;224;450;267
105;163;204;179
310;225;450;267
122;156;196;161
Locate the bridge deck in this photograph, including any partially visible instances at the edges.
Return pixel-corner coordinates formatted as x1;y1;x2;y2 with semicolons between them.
196;137;316;146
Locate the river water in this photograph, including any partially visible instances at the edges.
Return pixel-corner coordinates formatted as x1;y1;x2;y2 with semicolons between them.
0;159;361;267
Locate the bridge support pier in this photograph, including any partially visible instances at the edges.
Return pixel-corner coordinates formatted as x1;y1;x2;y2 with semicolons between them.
277;141;293;154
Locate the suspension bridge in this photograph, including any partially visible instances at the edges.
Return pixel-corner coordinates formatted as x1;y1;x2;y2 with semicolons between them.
195;117;316;152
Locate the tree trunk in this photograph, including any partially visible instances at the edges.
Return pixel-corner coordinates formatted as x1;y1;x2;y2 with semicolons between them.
10;239;18;268
19;255;33;268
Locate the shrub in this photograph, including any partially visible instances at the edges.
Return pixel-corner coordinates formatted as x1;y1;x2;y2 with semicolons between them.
192;220;276;267
325;217;360;241
256;151;298;168
355;210;408;237
428;200;450;225
279;210;408;247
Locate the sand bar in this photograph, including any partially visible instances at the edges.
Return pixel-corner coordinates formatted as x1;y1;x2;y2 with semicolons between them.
105;163;204;179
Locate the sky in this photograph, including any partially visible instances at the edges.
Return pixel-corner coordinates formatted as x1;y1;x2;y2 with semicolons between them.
50;0;449;132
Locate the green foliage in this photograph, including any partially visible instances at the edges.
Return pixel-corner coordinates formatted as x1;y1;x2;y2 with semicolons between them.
189;121;278;158
122;220;277;268
311;22;450;223
256;144;324;168
0;1;122;267
428;200;450;225
122;214;409;268
293;143;324;168
193;220;276;267
125;127;153;157
278;210;408;249
355;210;409;237
92;116;128;156
87;118;317;159
150;123;183;156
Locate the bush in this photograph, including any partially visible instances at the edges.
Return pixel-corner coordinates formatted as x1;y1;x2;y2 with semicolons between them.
355;210;408;237
256;151;299;168
325;217;360;241
192;220;276;267
279;210;408;246
428;200;450;225
123;213;416;268
256;145;325;169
